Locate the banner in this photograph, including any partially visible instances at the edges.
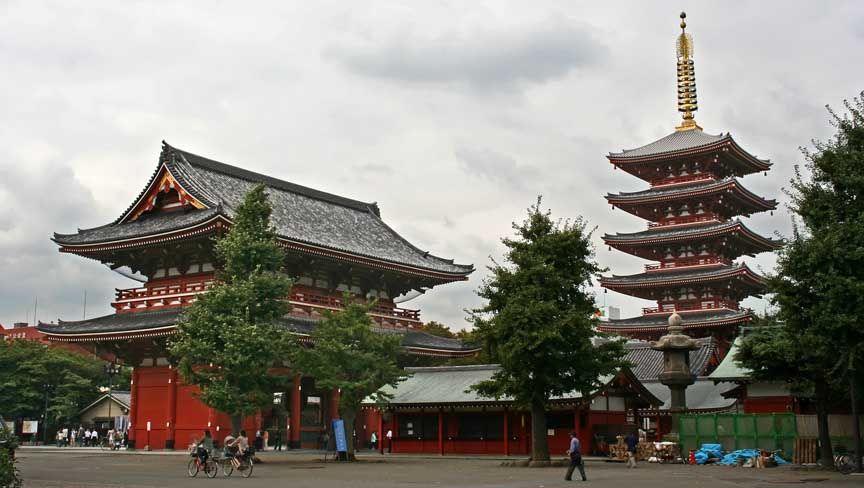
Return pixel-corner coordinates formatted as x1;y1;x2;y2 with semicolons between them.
22;420;39;434
331;419;347;453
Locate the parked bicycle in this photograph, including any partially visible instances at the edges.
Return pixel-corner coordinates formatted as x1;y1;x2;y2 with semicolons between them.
834;449;860;475
187;446;217;478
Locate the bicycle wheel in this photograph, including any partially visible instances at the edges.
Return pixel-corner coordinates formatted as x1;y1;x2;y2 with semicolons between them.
837;455;852;474
99;439;109;451
221;460;233;477
187;459;200;477
239;459;253;478
204;459;218;478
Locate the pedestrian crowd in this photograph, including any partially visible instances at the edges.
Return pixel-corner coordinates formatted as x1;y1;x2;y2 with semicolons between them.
54;426;127;449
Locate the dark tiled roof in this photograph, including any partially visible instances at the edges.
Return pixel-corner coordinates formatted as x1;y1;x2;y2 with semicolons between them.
54;143;473;277
603;219;781;248
606;177;776;209
53;208;220;245
601;263;762;285
38;310;475;352
623;338;715;380
600;309;753;329
610;130;727;159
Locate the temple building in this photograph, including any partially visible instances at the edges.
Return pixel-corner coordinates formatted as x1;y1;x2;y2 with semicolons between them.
598;12;780;343
39;142;476;449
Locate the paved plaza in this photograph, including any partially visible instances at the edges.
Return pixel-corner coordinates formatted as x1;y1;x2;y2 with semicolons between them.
14;450;861;488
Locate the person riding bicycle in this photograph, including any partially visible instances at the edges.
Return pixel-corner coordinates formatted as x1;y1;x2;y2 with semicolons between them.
194;430;214;463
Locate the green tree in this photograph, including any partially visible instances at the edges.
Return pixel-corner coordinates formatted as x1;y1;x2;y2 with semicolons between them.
291;299;404;461
738;92;864;468
0;340;105;438
169;184;293;435
0;426;22;488
418;321;456;338
469;199;626;463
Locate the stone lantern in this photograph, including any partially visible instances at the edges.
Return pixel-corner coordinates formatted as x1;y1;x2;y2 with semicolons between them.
651;313;699;436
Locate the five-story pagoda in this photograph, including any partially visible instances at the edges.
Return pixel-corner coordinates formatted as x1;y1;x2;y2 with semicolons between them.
599;13;780;343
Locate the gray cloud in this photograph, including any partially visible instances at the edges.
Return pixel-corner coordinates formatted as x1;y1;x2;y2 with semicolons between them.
0;158;130;326
325;17;607;89
454;144;538;191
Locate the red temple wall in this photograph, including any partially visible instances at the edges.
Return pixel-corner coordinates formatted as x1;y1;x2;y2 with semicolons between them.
131;366;261;449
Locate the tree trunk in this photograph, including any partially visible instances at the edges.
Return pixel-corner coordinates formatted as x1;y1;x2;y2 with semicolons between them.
529;401;550;465
231;415;242;436
342;409;356;462
814;379;834;469
850;374;862;473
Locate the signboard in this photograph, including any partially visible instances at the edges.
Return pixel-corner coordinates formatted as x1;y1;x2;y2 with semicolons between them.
307;396;321;405
331;419;347;453
22;420;39;434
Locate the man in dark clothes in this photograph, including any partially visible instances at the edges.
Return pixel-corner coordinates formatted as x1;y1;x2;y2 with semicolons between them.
273;430;283;451
625;432;638;468
565;432;587;481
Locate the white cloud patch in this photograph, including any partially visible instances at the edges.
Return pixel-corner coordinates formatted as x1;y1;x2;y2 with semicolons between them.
325;16;607;89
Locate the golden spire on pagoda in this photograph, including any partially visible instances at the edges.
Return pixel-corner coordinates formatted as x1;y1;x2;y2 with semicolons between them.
675;12;702;132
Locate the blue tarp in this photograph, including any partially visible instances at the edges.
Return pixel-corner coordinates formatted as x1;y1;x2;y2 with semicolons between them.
694;444;724;464
717;449;789;465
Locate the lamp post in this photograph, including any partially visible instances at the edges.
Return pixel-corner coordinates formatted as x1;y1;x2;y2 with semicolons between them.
42;382;52;446
104;362;122;433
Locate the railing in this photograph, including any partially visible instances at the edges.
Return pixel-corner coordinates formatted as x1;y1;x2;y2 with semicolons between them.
113;280;213;311
644;256;729;272
647;214;721;228
112;281;421;325
642;301;740;315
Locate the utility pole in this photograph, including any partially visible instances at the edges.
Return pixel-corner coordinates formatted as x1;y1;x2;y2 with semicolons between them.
850;359;862;474
42;383;51;446
104;362;122;444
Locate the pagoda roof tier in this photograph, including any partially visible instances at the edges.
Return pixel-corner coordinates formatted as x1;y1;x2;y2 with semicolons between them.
606;177;776;220
53;142;473;282
603;219;781;260
608;130;771;181
597;309;754;336
600;263;766;300
37;309;478;357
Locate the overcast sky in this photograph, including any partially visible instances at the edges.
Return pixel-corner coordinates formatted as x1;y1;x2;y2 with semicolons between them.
1;1;863;330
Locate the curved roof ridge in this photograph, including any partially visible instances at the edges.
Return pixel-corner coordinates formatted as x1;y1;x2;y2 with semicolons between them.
609;130;728;158
366;210;475;273
165;142;381;216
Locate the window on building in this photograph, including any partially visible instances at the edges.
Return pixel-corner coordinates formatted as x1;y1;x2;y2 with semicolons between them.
397;413;438;440
546;411;575;429
457;413;504;440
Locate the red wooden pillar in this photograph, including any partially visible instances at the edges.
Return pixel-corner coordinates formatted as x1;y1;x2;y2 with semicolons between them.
330;388;341;420
437;410;444;456
165;367;178;449
289;375;302;448
128;368;139;449
378;410;385;455
503;409;510;456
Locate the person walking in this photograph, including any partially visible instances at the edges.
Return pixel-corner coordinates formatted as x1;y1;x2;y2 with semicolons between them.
625;432;638;468
386;429;392;453
273;430;283;451
565;432;587;482
370;431;377;451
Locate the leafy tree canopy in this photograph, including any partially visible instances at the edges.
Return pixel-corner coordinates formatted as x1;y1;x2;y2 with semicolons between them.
0;340;107;429
169;184;293;432
291;299;404;460
469;198;625;461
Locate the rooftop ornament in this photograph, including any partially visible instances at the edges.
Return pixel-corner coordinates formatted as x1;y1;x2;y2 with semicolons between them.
676;12;702;132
